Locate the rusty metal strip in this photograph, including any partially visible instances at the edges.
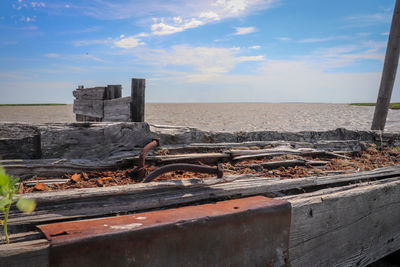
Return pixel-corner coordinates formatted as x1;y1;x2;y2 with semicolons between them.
143;163;224;183
38;196;291;267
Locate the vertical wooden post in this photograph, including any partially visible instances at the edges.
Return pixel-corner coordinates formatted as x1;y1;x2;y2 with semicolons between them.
371;0;400;130
131;78;145;122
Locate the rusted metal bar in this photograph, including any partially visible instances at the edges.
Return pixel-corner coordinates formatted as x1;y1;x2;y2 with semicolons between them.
143;163;223;183
38;196;291;267
138;138;160;178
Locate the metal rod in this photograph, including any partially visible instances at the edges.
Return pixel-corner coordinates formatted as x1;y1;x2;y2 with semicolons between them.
143;163;223;183
138;138;160;178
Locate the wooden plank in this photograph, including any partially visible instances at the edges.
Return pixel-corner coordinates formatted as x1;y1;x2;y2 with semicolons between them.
372;0;400;130
72;87;106;100
281;178;400;266
3;174;400;267
73;99;104;118
103;97;132;122
238;159;328;169
105;85;122;100
131;78;145;122
0;239;49;267
6;166;400;229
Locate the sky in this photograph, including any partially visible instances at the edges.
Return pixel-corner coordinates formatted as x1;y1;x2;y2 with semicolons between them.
0;0;398;104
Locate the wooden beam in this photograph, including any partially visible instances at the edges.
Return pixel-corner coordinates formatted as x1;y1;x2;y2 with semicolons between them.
103;97;132;122
131;78;145;122
371;0;400;130
283;178;400;266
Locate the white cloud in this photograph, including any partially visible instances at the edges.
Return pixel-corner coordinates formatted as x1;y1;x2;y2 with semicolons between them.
276;37;291;41
73;38;113;46
151;18;204;35
299;36;348;43
299;37;335;43
65;4;71;8
31;2;45;8
115;36;145;48
249;45;260;49
199;11;220;21
233;26;256;35
134;45;265;74
44;53;61;58
344;12;392;27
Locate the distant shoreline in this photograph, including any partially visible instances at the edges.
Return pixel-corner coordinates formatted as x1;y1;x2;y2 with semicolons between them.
0;104;67;106
350;103;400;109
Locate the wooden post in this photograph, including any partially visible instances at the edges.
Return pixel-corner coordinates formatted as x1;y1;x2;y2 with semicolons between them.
371;0;400;130
131;78;145;122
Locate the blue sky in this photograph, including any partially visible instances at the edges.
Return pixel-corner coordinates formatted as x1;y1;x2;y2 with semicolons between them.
0;0;398;103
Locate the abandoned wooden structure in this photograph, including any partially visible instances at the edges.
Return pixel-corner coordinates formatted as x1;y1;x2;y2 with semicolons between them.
1;122;400;266
73;78;145;122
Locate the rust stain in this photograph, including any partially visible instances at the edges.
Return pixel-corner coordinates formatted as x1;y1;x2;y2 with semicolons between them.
38;196;291;266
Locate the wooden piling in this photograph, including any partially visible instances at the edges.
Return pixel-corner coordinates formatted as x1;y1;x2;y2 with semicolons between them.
131;78;145;122
371;0;400;130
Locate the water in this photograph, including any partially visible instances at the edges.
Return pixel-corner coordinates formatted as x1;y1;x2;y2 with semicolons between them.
0;103;399;132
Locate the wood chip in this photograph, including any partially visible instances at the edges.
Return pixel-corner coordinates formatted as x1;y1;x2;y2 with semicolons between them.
34;182;47;191
71;173;82;183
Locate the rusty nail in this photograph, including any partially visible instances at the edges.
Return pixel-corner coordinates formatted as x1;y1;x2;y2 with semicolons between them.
143;163;223;183
138;138;160;178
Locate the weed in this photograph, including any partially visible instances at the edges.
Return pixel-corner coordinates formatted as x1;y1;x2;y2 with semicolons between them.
0;167;36;244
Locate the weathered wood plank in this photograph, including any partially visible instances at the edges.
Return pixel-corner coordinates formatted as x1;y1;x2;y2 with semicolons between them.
105;85;122;100
6;166;400;229
281;178;400;267
72;87;106;100
3;174;400;267
0;124;41;160
0;239;49;267
103;96;132;122
131;78;145;122
73;99;104;118
238;159;328;169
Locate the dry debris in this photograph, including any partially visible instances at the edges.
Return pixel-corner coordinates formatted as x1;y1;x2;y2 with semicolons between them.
20;146;400;193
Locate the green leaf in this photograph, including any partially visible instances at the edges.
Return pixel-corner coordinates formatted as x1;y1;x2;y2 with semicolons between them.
0;168;9;188
0;197;11;209
16;198;36;214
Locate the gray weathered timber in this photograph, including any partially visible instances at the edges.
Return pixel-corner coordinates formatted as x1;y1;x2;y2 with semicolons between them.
150;125;400;147
0;239;49;267
372;0;400;130
72;87;106;100
105;85;122;100
103;97;132;122
39;122;154;159
73;99;104;118
131;78;145;122
2;122;400;160
2;169;400;267
75;114;103;122
282;178;400;266
0;158;136;179
6;166;400;229
0;124;41;159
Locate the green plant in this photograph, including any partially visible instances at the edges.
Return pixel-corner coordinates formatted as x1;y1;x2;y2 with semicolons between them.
0;167;36;244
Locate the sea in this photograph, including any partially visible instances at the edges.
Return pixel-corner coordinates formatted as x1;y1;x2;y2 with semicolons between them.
0;103;399;132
